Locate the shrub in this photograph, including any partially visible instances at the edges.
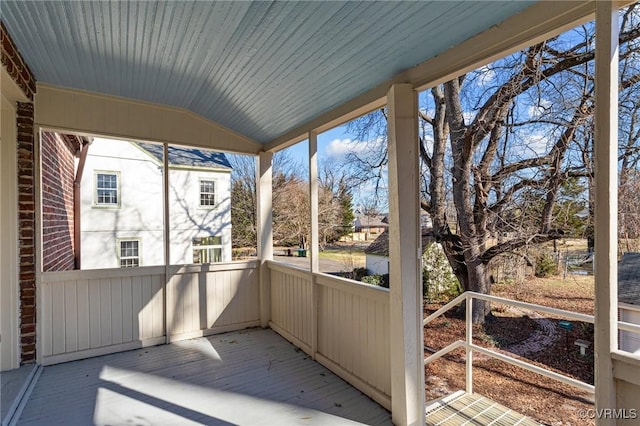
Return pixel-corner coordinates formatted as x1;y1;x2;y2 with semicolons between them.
423;243;461;302
535;252;559;277
361;273;389;288
340;267;369;281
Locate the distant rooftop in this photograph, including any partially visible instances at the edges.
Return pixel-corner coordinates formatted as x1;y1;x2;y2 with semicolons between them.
355;215;388;229
619;253;640;306
364;229;434;257
137;143;231;170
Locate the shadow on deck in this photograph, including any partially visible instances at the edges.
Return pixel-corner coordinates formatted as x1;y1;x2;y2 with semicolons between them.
13;328;391;425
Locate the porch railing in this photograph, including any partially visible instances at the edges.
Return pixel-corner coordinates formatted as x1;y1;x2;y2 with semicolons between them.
423;291;596;394
267;260;392;410
39;261;260;365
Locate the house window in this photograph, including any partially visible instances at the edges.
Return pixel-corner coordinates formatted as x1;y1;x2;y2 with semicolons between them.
200;179;216;207
193;236;222;264
95;172;119;206
119;240;140;267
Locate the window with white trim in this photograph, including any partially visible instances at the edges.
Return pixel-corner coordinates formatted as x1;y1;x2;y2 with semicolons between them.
119;240;140;267
95;172;119;206
199;179;216;207
193;236;222;264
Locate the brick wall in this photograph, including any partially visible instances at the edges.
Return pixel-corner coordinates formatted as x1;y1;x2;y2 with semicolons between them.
1;22;36;101
3;21;38;363
41;132;78;271
17;102;36;363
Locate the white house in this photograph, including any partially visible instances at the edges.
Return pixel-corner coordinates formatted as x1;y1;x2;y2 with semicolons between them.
364;230;434;276
364;232;391;275
80;138;232;269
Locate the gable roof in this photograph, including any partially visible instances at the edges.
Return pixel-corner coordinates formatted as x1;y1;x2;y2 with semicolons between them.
364;229;434;257
355;215;388;229
137;143;231;170
619;252;640;306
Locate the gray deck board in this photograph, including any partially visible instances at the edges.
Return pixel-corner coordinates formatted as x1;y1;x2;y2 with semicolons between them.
1;364;38;425
16;328;392;425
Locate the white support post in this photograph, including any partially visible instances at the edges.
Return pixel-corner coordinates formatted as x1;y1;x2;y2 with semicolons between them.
388;83;425;426
594;2;618;423
309;131;319;274
163;143;171;343
309;131;320;357
257;151;274;328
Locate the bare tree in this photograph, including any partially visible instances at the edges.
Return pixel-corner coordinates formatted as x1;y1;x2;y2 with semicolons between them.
229;151;302;249
347;6;640;322
230;151;352;251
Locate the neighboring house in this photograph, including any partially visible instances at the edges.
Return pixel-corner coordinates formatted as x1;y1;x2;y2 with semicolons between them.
364;232;391;275
364;229;434;275
618;252;640;354
80;138;232;269
354;214;388;234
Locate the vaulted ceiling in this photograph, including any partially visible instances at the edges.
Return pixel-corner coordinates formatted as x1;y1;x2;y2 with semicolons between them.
2;1;539;146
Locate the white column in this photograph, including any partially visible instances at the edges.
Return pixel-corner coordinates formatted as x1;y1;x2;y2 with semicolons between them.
309;131;319;273
387;83;425;426
163;143;171;343
309;131;319;356
257;151;274;328
594;2;618;423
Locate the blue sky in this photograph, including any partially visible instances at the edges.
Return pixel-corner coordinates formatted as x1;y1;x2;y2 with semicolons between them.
283;125;351;162
280;124;390;212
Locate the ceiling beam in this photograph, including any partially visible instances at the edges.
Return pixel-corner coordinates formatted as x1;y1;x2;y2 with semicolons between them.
264;0;623;153
1;66;30;104
35;84;262;155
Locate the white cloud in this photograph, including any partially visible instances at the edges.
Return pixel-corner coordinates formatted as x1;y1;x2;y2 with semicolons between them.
325;138;355;158
324;137;384;160
527;99;552;118
476;65;496;87
512;132;549;157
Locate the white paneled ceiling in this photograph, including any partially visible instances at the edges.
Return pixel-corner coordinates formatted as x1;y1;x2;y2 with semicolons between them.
1;1;536;145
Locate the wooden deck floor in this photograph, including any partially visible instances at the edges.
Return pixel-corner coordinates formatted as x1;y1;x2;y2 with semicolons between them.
425;391;541;425
1;364;39;425
14;328;391;425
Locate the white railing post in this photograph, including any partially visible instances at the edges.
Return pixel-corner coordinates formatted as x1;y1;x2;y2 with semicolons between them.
594;2;619;422
465;293;473;394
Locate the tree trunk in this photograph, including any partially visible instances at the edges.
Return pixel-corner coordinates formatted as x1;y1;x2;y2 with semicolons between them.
440;240;492;323
466;260;492;323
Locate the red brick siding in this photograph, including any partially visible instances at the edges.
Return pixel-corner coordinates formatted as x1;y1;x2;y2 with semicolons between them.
17;102;36;363
0;16;36;363
1;22;36;100
3;22;38;364
41;132;77;271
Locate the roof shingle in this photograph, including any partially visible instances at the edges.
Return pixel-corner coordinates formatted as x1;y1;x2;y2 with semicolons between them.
137;143;231;170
